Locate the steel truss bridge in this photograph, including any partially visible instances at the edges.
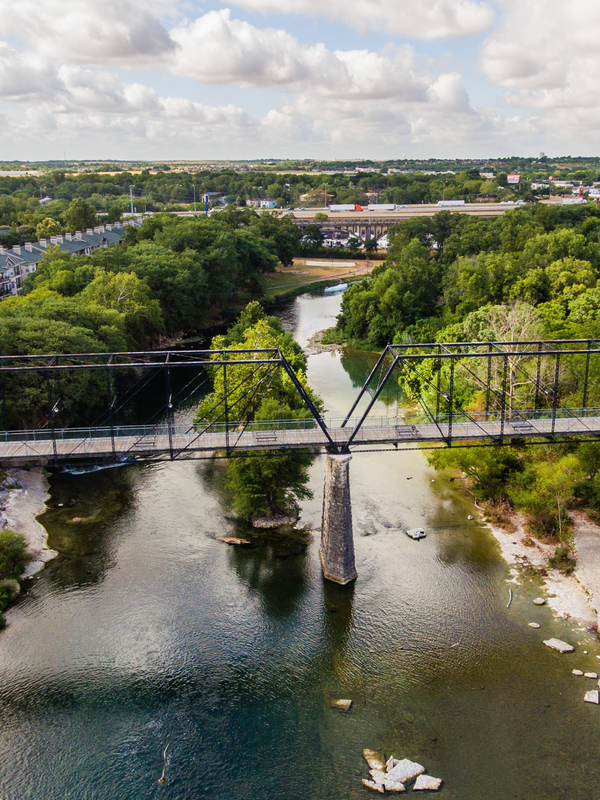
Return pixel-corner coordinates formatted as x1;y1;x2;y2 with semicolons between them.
1;339;600;467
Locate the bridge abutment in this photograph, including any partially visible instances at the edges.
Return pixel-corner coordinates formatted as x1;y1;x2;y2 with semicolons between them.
320;454;357;585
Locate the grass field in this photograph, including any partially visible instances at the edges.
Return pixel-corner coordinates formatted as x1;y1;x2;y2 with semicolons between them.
264;257;383;297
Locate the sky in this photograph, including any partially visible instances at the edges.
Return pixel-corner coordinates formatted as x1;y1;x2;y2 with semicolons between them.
0;0;596;161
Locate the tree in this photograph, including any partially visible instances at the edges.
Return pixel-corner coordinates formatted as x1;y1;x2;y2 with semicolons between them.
195;305;320;521
35;218;62;239
64;198;97;233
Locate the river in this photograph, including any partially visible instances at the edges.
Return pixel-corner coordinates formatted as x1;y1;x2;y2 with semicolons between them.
0;292;599;799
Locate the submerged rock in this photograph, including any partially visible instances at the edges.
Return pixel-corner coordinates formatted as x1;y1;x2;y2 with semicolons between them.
331;699;352;712
584;690;600;704
363;750;386;771
533;597;546;606
414;775;443;791
385;759;425;785
362;779;385;793
543;638;575;653
216;537;251;546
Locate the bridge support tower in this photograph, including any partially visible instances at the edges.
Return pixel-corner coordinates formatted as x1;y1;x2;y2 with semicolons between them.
320;453;357;585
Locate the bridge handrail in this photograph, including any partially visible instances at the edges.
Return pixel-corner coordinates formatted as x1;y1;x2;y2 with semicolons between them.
2;407;600;443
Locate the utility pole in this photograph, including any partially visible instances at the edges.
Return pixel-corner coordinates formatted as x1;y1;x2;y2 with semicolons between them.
129;186;134;215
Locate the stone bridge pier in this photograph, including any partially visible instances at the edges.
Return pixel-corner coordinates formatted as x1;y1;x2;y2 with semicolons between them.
319;454;357;585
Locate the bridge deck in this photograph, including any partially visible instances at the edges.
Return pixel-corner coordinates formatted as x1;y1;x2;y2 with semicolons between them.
1;413;600;466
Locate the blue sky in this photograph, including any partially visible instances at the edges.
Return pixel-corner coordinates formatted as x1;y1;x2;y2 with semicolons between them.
0;0;596;160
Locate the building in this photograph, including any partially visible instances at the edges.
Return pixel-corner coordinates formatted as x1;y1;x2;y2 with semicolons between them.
0;220;141;298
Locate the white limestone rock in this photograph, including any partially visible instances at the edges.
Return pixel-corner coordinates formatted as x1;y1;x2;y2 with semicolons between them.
384;780;406;792
386;756;399;772
528;623;541;628
362;779;385;793
533;597;546;606
331;699;353;712
363;750;386;771
385;759;425;785
573;670;584;676
414;775;443;791
584;690;600;704
369;770;387;786
584;673;599;679
543;638;574;653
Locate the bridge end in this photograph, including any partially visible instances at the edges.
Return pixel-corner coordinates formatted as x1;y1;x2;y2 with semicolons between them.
320;453;357;585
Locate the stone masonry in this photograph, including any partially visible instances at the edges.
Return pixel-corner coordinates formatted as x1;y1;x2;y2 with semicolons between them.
320;454;357;585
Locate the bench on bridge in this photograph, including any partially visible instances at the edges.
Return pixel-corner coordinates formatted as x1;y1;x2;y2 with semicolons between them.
510;420;535;432
395;426;418;439
254;432;278;444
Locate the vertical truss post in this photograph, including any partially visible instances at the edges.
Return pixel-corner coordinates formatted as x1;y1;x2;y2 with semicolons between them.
447;355;455;445
534;347;542;410
500;353;508;444
551;351;561;437
583;340;591;412
0;372;7;434
105;360;116;457
435;345;441;423
45;370;57;460
486;344;492;420
223;350;230;456
166;354;174;460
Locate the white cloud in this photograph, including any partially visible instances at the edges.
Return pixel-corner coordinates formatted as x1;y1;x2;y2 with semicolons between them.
0;0;176;64
170;10;429;100
225;0;495;39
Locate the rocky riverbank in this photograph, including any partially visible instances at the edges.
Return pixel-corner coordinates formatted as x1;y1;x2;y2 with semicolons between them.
1;468;56;577
482;506;600;630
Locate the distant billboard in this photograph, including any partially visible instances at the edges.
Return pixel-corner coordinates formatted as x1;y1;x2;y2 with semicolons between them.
507;174;521;184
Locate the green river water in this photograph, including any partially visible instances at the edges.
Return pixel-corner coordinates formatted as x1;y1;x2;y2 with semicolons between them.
0;292;599;800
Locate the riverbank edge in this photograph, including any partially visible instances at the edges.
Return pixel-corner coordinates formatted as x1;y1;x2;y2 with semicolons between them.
479;503;600;630
2;468;57;578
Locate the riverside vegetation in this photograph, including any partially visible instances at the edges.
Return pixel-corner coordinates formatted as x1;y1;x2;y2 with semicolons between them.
325;203;600;570
194;302;321;524
0;529;29;628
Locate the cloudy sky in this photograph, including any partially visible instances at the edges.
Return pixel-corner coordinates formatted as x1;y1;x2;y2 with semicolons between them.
0;0;594;160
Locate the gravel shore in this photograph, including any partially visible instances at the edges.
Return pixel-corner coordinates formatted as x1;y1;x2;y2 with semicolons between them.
2;468;57;577
484;508;600;629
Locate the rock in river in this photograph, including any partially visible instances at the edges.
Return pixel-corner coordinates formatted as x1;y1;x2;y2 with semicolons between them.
369;770;386;785
543;638;574;653
585;673;599;679
573;670;584;676
414;775;443;791
331;699;352;712
362;779;385;793
584;690;600;704
533;597;546;606
385;759;425;785
386;756;399;772
363;750;386;771
384;779;406;792
528;623;541;628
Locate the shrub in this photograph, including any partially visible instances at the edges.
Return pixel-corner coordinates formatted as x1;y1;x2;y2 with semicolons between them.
0;530;29;581
549;545;577;575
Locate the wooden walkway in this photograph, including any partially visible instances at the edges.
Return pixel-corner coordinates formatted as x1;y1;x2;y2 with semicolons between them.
1;412;600;466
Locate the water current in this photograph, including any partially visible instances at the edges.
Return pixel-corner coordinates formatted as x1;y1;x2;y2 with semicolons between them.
0;292;599;799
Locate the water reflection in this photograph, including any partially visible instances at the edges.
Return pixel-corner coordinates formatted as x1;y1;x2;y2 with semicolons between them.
40;467;137;589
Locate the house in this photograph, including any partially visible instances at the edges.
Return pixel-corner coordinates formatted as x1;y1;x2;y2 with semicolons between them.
0;220;140;298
